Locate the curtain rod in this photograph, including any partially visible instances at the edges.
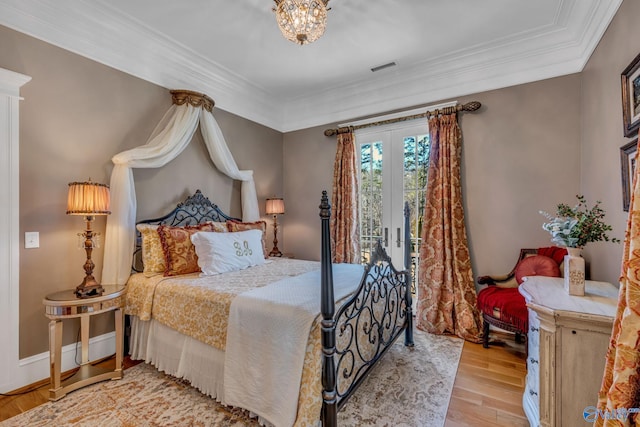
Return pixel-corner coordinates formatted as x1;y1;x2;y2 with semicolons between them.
323;101;482;137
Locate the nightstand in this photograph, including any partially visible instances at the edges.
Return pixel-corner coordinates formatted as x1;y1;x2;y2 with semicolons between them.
43;284;126;401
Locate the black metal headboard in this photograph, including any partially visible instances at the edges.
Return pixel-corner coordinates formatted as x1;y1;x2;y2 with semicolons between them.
132;189;240;272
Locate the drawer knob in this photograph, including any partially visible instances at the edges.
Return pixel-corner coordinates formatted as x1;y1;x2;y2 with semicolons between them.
529;358;539;364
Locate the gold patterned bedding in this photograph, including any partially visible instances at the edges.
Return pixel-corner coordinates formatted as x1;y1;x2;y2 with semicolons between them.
124;258;387;427
125;257;335;426
124;258;320;350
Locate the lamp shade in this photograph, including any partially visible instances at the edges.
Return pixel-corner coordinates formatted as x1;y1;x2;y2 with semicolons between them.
66;181;111;215
266;197;285;215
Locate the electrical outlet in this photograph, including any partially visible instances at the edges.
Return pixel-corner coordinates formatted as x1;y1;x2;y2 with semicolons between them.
25;231;39;249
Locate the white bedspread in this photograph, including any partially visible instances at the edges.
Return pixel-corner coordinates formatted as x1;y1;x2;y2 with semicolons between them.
223;263;364;427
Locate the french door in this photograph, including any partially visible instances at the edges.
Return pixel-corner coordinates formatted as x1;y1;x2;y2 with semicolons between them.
357;122;430;286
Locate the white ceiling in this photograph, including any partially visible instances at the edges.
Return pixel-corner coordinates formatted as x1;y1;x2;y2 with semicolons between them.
0;0;622;132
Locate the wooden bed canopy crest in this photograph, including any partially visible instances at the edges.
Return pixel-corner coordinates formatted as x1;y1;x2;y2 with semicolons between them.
323;100;482;136
170;89;215;112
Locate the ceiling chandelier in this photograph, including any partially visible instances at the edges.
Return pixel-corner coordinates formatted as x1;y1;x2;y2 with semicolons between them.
273;0;330;45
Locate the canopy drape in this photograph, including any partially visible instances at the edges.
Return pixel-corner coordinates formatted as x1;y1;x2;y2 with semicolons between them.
102;92;259;285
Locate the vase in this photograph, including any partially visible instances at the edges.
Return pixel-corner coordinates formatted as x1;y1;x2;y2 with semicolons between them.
563;247;585;296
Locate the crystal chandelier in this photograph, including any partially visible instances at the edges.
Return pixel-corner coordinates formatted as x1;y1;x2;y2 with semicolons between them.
273;0;330;45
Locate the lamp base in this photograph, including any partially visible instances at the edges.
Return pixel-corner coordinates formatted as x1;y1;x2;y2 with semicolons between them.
75;276;104;298
269;214;283;258
269;247;283;257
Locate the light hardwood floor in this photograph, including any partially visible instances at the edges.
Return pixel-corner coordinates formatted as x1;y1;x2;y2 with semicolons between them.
0;332;527;426
445;332;528;427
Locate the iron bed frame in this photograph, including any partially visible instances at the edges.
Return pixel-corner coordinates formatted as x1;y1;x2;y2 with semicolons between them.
129;189;414;426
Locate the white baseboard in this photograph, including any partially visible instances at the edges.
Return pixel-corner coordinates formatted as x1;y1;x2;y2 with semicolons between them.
2;331;116;393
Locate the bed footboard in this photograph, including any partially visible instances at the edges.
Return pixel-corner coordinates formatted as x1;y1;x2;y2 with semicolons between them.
319;191;414;427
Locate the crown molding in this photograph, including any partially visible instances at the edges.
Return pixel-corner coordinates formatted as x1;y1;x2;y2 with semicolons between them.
0;0;622;133
280;0;622;132
0;0;284;130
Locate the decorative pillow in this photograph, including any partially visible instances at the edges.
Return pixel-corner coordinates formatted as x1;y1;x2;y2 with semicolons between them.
208;221;229;233
191;229;265;275
514;255;561;285
157;222;220;276
136;222;227;276
136;224;165;277
538;246;567;277
226;219;268;258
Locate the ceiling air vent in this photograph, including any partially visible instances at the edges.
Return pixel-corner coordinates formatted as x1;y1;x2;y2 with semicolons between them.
370;62;397;72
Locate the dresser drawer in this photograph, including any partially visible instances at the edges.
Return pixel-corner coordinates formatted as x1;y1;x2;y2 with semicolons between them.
528;309;540;373
526;362;540;409
523;386;541;427
526;308;541;413
528;308;540;352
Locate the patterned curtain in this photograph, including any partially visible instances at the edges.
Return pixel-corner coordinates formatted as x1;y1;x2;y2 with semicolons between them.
596;143;640;426
331;130;361;263
416;113;482;342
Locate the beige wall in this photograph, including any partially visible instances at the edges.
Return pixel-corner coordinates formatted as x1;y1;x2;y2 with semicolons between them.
580;0;639;283
284;75;584;282
0;24;283;359
282;126;336;261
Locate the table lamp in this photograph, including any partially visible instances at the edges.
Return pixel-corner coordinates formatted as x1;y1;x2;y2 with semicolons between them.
66;179;111;298
265;197;285;257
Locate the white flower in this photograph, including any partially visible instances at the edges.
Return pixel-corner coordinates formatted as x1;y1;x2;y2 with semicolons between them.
541;216;579;247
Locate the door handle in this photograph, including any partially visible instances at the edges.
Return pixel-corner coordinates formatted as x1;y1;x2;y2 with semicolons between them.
396;228;401;248
384;228;388;247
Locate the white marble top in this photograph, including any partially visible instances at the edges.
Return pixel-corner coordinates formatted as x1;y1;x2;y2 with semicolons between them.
518;276;619;318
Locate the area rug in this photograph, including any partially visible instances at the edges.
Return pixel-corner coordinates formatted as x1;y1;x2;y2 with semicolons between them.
2;330;462;427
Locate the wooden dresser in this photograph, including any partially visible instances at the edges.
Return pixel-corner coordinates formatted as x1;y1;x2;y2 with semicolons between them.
519;276;618;427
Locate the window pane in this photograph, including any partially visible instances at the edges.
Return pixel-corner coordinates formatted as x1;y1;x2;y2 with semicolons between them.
404;136;417;190
403;134;429;295
360;141;384;264
417;135;430;189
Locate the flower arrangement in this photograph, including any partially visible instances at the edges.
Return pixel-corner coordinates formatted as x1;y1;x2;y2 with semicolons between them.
539;195;620;248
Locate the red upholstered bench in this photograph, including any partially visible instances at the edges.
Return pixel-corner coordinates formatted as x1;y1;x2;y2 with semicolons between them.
476;247;566;349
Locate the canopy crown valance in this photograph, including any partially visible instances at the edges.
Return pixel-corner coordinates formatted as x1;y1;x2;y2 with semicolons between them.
170;89;214;113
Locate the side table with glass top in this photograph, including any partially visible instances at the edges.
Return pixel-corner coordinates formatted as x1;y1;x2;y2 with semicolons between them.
43;284;126;401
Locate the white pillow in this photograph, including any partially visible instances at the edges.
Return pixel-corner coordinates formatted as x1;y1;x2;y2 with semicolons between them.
191;229;265;275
